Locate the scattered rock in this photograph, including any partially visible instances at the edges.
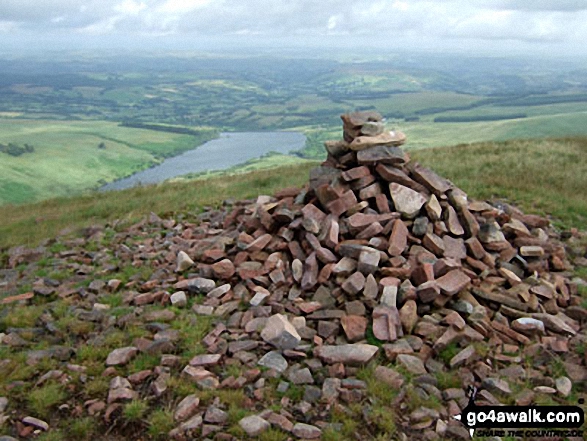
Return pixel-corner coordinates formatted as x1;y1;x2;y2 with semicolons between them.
239;415;270;436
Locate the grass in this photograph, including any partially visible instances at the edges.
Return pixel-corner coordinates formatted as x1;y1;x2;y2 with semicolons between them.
123;399;149;423
0;304;44;329
412;137;587;229
0;161;316;249
0;119;216;205
1;136;586;251
69;417;98;440
27;383;66;419
147;409;175;439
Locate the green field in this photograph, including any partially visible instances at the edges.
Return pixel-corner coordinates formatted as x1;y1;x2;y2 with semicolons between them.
0;119;215;205
1;137;585;251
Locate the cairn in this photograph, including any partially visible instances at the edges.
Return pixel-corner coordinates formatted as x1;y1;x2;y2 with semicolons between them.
165;111;583;438
7;111;583;440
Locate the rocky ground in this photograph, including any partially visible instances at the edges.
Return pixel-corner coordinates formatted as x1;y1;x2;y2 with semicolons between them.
1;112;587;441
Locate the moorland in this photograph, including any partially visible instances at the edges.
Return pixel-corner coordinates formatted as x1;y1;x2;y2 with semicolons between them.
1;51;587;205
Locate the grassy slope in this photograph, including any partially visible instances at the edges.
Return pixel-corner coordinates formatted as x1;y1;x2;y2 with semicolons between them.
1;137;586;251
395;111;587;150
0;119;212;205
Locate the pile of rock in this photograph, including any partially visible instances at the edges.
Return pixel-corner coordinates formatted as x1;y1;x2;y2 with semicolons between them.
1;111;585;440
156;112;584;438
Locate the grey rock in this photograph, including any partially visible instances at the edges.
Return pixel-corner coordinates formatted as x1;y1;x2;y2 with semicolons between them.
105;346;138;366
397;354;427;375
261;314;301;350
176;251;194;272
287;367;314;385
22;416;49;431
258;351;288;373
555;377;572;397
389;183;427;218
239;415;270;436
315;344;378;365
292;422;322;439
170;291;187;307
204;406;228;424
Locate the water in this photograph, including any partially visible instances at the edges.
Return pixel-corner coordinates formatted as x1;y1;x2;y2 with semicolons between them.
100;131;306;191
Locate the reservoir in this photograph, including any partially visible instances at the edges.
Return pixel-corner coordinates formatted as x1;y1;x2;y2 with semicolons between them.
100;131;306;191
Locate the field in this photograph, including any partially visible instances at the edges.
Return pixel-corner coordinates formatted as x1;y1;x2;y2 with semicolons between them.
1;52;587;205
1;137;585;251
0;119;216;204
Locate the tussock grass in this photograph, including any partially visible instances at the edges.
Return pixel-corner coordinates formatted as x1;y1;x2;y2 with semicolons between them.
1;137;586;252
0;161;317;250
412;137;587;229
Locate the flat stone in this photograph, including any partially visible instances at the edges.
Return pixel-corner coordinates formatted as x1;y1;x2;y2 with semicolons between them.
520;246;545;257
341;315;368;342
174;394;200;422
212;259;236;280
258;351;288;373
315;344;379;365
410;163;451;195
287;367;314;385
443;237;466;260
261;314;301;350
361;121;385;136
105;347;138;366
239;415;270;437
417;281;440;303
351;131;406;151
208;284;231;299
373;305;401;341
436;270;470;296
388;219;408;256
250;290;270;306
511;318;545;335
204;406;228;424
189;354;222;367
449;345;477;368
322;378;341;403
422;232;445;256
397;354;427;375
479;221;506;244
107;387;138;403
389;183;427;218
399;300;418;334
482;377;511;395
292;423;322;439
175;277;216;294
22;416;49;431
356;143;407;167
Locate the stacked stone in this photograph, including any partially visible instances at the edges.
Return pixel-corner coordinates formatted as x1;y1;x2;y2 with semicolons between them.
6;111;582;440
154;111;581;437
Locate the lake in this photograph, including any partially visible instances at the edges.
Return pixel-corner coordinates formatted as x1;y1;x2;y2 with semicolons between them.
100;131;307;191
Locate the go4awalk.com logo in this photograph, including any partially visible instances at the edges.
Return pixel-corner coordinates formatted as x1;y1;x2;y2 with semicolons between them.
454;387;585;438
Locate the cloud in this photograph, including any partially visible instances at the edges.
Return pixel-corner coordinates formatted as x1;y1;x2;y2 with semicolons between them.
0;0;585;55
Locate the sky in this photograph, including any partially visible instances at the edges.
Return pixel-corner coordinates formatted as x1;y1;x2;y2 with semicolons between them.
0;0;586;57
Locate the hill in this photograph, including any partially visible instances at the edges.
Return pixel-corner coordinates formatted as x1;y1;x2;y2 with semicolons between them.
1;137;586;252
1;131;586;440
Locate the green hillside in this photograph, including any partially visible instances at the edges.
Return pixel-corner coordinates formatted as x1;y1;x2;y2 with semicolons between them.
1;137;585;251
0;120;216;205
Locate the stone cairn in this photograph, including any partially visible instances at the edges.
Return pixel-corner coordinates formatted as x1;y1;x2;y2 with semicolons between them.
7;112;583;440
165;111;583;438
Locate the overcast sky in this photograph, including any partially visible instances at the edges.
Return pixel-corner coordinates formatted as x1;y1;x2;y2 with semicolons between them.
0;0;586;57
